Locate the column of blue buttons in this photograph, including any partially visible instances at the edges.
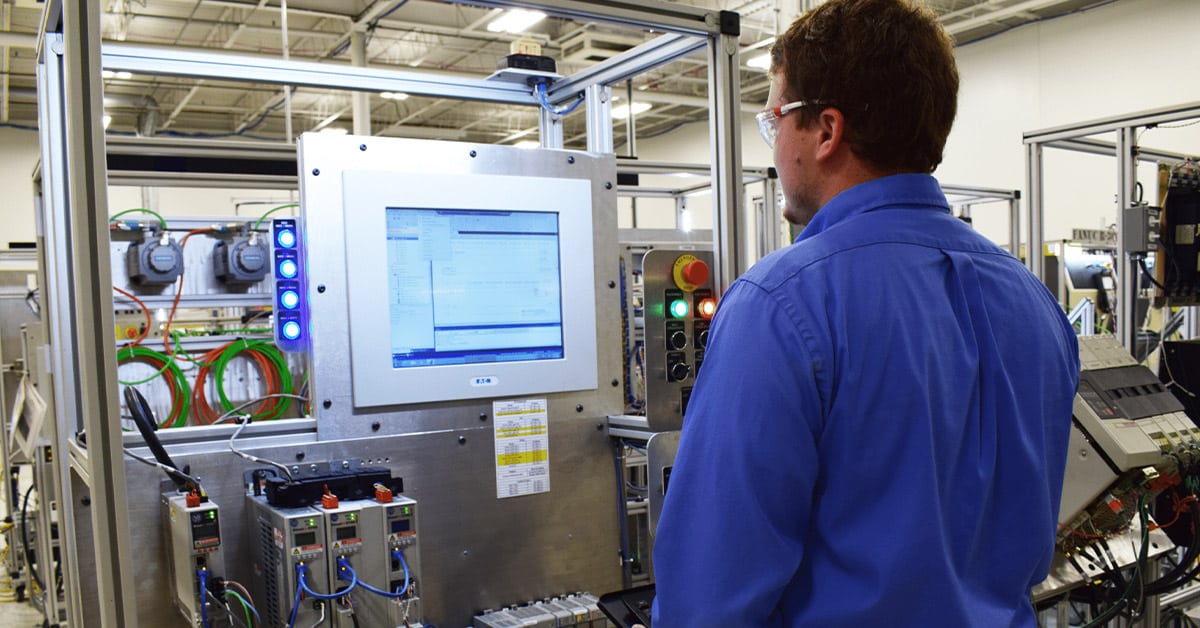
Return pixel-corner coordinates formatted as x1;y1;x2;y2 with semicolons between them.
272;218;308;352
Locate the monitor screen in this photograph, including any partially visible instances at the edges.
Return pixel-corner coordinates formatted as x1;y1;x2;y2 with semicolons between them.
385;208;565;368
330;165;600;408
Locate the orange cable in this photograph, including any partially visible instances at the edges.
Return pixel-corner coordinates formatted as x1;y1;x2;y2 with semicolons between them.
112;286;151;347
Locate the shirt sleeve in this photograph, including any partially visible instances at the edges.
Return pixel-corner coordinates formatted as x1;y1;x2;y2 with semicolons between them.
651;280;825;626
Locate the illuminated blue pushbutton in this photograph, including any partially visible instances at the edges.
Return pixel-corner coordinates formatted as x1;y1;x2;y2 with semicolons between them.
281;320;301;340
276;229;296;248
278;259;298;278
280;290;300;310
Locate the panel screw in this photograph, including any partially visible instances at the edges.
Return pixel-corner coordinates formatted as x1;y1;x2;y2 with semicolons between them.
479;413;488;422
309;464;319;473
312;168;320;176
576;404;584;413
342;460;350;469
317;284;326;293
567;156;575;164
607;281;616;288
611;379;619;387
458;435;467;445
323;399;332;409
80;496;91;506
291;466;301;474
469;150;478;158
295;454;304;462
605;182;612;189
359;144;367;151
371;421;381;432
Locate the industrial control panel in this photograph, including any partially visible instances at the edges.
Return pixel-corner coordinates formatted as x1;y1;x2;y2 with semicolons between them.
642;249;717;432
1072;335;1200;472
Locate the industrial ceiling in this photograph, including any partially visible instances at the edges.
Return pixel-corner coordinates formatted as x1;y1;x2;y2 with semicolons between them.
0;0;1113;148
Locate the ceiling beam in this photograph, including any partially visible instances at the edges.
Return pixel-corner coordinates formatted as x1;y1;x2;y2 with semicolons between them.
942;0;1077;35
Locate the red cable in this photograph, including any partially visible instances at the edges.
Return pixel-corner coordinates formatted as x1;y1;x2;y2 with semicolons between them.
112;286;151;347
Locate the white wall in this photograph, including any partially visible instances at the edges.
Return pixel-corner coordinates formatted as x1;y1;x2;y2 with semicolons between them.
0;128;41;247
639;0;1200;250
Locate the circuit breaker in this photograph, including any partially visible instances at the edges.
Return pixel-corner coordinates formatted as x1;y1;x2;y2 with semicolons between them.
642;249;717;432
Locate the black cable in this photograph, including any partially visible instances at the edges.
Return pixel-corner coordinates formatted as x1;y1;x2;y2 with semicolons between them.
124;386;194;492
20;484;43;590
1145;503;1200;595
1080;496;1150;627
1138;257;1167;291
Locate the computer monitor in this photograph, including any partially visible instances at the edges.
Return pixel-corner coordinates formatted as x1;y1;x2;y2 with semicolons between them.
339;169;598;407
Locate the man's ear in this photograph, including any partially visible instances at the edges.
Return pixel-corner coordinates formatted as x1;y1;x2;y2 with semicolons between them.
814;107;846;162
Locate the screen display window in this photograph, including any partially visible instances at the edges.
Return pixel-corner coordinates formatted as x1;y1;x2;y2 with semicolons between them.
335;525;357;541
385;208;565;369
294;531;317;547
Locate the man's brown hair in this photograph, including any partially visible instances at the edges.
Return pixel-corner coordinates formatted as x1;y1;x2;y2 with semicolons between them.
770;0;959;174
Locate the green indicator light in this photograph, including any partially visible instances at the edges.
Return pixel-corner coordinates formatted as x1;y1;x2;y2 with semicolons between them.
669;299;690;318
308;518;315;527
349;513;356;522
403;507;411;515
208;511;216;520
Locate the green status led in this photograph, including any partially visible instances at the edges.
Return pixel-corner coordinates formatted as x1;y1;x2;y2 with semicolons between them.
403;507;412;515
308;518;315;527
669;299;690;319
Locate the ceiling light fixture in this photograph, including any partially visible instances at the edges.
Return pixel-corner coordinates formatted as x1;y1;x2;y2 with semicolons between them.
746;53;771;70
514;140;540;149
381;92;410;100
611;102;652;119
487;9;546;34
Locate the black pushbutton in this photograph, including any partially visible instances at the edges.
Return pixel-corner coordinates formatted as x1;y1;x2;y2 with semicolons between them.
669;330;688;350
670;361;691;382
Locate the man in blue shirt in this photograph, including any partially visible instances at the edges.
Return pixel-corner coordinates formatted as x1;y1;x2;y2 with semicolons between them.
651;0;1080;625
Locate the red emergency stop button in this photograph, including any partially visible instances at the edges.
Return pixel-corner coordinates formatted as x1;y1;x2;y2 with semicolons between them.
672;254;709;292
682;260;708;286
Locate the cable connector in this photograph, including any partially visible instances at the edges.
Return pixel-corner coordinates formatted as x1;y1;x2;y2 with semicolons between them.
321;485;339;510
209;222;241;234
374;482;393;504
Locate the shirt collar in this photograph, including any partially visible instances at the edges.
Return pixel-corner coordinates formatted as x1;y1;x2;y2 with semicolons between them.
795;173;951;243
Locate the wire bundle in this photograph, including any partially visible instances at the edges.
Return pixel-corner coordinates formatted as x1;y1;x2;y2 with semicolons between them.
116;345;191;428
193;340;294;424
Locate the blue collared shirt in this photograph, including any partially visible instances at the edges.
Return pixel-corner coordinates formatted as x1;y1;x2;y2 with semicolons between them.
652;174;1080;627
